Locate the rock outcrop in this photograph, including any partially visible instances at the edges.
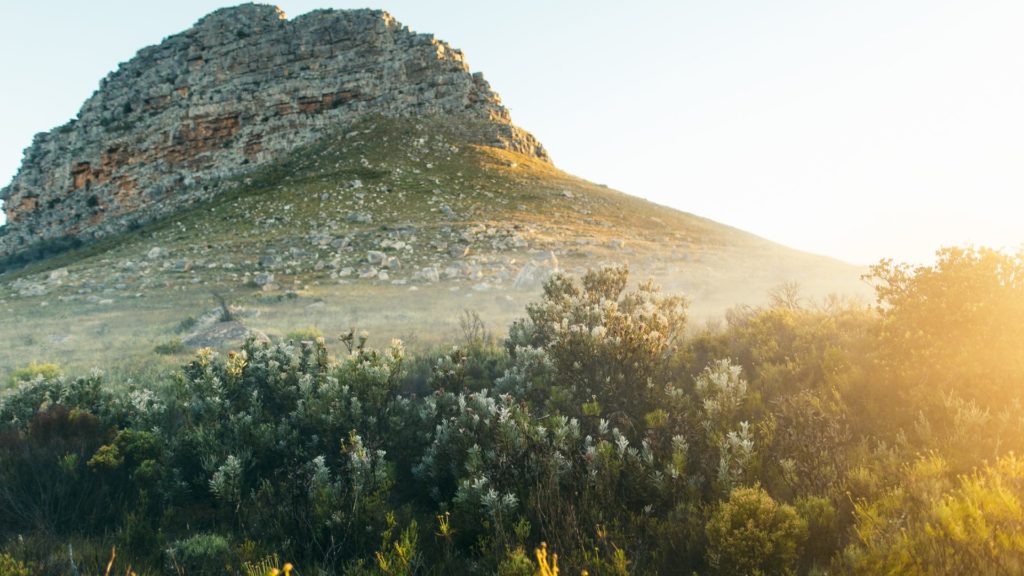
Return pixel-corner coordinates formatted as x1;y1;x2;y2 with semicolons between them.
0;3;547;262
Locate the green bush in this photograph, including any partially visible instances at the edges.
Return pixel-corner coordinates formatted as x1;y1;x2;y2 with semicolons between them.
283;326;324;342
505;266;687;421
0;553;30;576
168;533;233;575
153;338;186;355
843;454;1024;575
497;547;534;576
705;486;807;576
175;316;198;334
795;495;839;574
6;361;61;387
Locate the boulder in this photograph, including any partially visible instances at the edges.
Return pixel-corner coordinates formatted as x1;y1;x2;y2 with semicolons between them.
367;250;387;265
449;244;470;259
182;321;270;349
253;273;275;287
416;266;441;283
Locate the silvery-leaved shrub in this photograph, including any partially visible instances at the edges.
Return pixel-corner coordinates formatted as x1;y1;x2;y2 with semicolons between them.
506;265;687;428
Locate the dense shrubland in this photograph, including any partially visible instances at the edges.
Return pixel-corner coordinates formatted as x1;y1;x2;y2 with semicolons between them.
2;246;1023;575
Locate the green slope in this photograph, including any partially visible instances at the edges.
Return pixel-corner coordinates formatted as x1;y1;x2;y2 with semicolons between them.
0;115;867;380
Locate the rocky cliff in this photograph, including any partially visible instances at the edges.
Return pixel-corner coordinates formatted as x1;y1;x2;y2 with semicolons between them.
0;3;546;262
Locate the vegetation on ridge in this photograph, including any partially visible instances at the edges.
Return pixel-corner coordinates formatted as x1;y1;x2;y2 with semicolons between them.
1;246;1023;574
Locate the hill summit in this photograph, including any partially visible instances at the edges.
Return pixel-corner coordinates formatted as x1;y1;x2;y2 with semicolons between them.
0;3;545;263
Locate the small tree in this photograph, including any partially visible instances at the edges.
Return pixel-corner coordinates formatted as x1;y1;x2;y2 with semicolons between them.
867;246;1024;407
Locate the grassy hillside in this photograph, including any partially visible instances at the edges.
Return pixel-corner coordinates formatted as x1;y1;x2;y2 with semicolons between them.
0;115;867;379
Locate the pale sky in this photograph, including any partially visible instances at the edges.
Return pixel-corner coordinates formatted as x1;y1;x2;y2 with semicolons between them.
2;1;1022;265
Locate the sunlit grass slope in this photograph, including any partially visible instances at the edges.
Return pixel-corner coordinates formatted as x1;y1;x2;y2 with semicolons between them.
0;115;867;380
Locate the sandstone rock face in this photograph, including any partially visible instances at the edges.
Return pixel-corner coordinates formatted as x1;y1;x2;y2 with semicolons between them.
0;3;547;261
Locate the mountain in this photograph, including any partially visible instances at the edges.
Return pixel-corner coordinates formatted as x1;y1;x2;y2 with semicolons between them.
0;4;544;263
0;4;868;376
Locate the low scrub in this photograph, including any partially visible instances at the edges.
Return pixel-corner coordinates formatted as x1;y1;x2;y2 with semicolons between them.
1;251;1023;575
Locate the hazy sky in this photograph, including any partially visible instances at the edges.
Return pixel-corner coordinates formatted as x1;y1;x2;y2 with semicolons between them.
2;1;1022;265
